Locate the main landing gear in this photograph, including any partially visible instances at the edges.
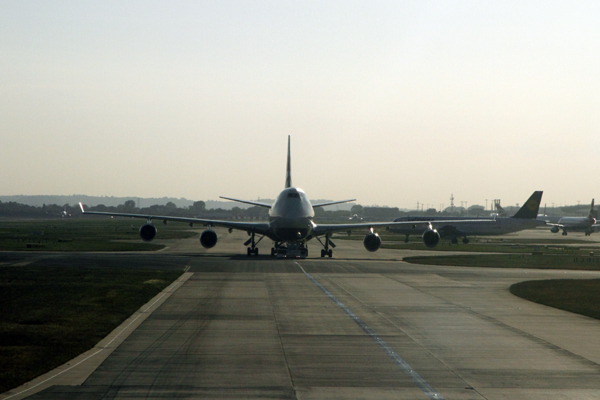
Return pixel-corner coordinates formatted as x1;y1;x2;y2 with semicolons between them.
317;234;335;258
244;232;264;256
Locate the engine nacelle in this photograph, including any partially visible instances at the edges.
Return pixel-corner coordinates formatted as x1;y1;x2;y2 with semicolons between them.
200;229;218;248
139;224;157;242
363;232;382;252
422;229;440;248
550;226;560;233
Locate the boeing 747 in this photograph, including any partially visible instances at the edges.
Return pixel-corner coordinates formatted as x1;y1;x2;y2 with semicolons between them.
80;137;495;257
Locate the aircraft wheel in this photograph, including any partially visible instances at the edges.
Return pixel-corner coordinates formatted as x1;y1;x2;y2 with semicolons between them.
254;248;259;256
321;249;325;258
463;237;470;244
271;248;275;256
247;248;252;256
451;237;458;244
328;249;333;258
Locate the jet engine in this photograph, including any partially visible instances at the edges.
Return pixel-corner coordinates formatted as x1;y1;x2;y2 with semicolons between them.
363;232;382;252
200;229;218;248
422;229;440;248
550;226;559;233
139;224;157;242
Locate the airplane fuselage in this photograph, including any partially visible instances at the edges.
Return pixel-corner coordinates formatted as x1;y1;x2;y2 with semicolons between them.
437;218;545;236
555;217;595;232
392;217;545;237
268;187;315;242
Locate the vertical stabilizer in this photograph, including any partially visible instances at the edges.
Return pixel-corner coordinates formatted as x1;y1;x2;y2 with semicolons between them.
511;191;543;219
588;199;596;221
285;136;292;188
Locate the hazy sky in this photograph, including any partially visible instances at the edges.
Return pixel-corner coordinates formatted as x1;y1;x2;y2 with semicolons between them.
2;1;599;210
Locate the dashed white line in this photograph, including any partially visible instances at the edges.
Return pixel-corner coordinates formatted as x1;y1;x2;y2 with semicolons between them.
295;262;444;400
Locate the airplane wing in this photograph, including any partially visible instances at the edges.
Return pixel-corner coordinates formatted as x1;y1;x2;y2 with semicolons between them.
312;221;433;236
79;203;271;235
312;219;491;237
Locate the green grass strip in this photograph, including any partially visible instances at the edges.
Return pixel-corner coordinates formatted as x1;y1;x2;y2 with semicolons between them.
0;219;198;251
404;254;600;271
0;266;183;393
510;279;600;320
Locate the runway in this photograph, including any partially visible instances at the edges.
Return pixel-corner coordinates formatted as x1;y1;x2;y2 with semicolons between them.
4;229;600;399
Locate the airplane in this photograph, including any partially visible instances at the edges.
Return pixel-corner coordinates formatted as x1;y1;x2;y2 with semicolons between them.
81;136;467;258
494;202;508;217
548;199;598;236
390;191;545;244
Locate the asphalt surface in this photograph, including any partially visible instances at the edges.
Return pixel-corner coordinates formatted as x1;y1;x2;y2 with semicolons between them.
3;229;600;399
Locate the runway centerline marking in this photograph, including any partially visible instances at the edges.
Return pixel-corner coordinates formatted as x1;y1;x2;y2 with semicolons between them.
295;262;444;400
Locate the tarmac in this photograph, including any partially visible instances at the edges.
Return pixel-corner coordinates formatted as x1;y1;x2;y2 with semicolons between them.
3;228;600;399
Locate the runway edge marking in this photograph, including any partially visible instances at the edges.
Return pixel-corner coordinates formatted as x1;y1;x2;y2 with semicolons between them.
1;269;194;400
295;262;444;400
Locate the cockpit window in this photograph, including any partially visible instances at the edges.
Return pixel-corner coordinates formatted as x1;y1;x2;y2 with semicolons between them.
287;192;300;198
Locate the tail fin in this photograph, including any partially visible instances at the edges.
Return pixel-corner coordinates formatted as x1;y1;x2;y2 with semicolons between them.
511;191;543;219
495;202;507;217
285;135;292;188
588;199;596;221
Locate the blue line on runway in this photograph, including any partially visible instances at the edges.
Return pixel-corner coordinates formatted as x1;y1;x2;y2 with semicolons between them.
296;262;444;400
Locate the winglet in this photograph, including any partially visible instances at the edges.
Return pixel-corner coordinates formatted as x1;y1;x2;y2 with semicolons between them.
285;135;292;188
79;202;85;213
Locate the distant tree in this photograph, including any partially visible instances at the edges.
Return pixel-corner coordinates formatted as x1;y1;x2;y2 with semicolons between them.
467;205;485;216
190;200;206;213
231;206;242;219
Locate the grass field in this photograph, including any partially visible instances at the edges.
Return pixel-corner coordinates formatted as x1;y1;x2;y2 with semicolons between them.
404;253;600;270
0;265;183;393
510;279;600;321
0;218;198;251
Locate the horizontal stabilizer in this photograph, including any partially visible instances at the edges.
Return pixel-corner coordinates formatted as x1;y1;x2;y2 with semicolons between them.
219;196;272;208
312;199;356;208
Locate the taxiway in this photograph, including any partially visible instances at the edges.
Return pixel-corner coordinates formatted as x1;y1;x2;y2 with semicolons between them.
3;229;600;399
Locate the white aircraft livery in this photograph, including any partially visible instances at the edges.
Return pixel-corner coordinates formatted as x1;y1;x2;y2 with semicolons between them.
390;191;545;244
548;199;598;236
81;136;473;258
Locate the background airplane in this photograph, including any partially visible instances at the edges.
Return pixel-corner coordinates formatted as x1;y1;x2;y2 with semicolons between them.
390;191;545;244
80;137;466;258
548;199;598;236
